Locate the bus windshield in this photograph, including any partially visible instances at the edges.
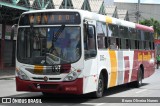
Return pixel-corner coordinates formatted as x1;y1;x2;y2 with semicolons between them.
17;26;81;65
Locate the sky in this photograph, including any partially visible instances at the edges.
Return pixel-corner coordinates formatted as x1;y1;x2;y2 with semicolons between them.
113;0;160;4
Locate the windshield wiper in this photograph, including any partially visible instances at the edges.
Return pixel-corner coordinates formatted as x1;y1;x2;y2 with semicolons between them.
45;53;69;65
53;24;65;42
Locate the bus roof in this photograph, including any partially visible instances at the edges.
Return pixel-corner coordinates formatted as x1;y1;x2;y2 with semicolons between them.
21;9;154;33
136;24;154;32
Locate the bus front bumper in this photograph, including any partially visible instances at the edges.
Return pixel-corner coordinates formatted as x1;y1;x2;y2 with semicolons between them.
16;77;83;95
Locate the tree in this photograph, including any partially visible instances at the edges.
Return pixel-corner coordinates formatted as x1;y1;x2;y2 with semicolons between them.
140;18;160;39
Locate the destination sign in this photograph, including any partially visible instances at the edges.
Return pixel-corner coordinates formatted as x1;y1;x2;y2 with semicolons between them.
19;12;80;25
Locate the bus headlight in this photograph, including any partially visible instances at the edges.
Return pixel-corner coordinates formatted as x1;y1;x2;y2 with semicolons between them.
63;70;81;81
17;70;30;80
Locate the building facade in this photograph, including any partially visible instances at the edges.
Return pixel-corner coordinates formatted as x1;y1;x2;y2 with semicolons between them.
114;2;160;22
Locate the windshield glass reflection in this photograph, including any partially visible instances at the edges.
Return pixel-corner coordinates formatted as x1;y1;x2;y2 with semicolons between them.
17;26;81;65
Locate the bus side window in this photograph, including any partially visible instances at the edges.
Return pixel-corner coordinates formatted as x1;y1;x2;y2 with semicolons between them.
96;21;107;49
135;40;138;49
153;42;155;49
149;42;152;50
126;39;130;49
88;26;95;49
109;37;118;49
116;38;121;49
105;37;109;48
84;25;97;59
97;34;105;49
146;41;150;50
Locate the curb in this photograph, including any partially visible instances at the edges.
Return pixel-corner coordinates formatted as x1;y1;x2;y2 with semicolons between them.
0;75;15;80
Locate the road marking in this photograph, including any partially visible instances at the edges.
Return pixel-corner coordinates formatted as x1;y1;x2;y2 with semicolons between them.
95;103;106;106
81;103;97;106
0;78;15;80
136;89;148;94
81;103;105;106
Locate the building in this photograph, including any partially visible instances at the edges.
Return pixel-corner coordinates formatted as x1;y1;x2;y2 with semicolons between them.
105;5;118;18
117;9;129;21
89;0;106;15
114;2;160;22
0;0;31;69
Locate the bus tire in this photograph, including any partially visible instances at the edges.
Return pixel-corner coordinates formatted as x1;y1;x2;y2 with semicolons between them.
92;74;104;98
134;68;143;88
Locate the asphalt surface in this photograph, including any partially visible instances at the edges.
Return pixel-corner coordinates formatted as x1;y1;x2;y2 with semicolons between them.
0;69;15;79
0;69;160;106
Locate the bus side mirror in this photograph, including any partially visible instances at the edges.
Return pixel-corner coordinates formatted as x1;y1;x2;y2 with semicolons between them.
11;24;17;40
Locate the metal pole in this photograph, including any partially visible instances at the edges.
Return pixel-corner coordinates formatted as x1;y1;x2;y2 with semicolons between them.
42;0;44;9
0;22;6;69
136;0;140;23
65;0;67;9
84;0;86;10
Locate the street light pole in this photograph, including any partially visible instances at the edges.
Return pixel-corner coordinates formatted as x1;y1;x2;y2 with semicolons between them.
136;0;140;23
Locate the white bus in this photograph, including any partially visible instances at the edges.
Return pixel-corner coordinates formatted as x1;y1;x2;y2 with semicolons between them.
14;9;155;98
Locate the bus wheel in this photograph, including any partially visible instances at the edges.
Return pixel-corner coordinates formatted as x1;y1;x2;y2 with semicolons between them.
135;68;143;88
92;74;104;98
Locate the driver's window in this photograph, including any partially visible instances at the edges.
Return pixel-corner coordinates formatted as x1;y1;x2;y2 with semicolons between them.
84;25;97;59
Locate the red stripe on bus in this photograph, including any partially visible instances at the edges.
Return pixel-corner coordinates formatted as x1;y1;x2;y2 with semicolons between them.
124;56;130;83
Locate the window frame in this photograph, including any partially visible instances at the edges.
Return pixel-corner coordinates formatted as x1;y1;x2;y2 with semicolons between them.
84;25;97;60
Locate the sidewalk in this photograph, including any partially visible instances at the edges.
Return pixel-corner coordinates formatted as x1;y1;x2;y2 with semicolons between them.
0;69;15;79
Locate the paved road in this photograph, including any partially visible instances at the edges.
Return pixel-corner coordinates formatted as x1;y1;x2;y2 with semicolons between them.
0;69;160;106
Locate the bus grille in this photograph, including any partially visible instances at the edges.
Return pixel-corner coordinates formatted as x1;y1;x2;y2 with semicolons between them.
32;77;61;81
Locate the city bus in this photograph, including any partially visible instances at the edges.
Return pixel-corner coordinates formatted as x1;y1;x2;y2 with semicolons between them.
14;9;155;98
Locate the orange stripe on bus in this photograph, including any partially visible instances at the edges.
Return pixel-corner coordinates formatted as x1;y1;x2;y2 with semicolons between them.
34;65;43;71
34;65;44;74
106;16;112;24
109;50;118;87
34;65;43;70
